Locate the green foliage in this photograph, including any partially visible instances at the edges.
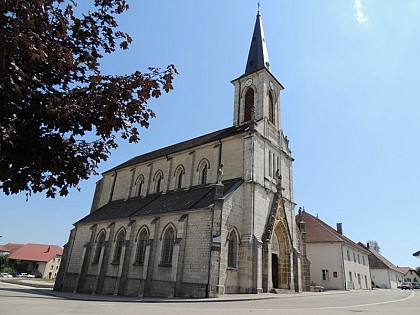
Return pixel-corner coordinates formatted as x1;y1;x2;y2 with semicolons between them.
0;254;14;273
367;240;380;253
0;0;177;198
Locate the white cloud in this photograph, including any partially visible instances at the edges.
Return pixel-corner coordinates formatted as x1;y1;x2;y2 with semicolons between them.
354;0;368;24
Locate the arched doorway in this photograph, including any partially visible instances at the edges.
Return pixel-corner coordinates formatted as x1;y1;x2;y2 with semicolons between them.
271;221;291;289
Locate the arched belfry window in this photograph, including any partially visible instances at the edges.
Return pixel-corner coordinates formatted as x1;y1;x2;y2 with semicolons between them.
228;230;238;268
269;91;274;124
93;230;106;264
112;229;126;264
161;226;175;265
135;228;149;264
244;88;255;121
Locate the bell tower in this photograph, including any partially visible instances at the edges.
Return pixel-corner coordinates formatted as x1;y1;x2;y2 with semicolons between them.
232;11;284;130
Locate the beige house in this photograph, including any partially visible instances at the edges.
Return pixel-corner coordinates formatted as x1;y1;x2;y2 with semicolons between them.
296;210;371;290
54;12;308;298
358;243;404;289
399;267;420;283
9;243;63;279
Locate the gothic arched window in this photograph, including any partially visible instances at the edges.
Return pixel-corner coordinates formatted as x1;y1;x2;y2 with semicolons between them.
201;164;208;185
161;227;175;265
175;165;185;189
228;230;238;268
154;171;163;193
244;88;255;121
112;229;126;264
93;230;106;264
135;228;149;264
269;91;274;124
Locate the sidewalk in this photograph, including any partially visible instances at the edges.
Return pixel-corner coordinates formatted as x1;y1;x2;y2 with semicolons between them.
1;279;370;303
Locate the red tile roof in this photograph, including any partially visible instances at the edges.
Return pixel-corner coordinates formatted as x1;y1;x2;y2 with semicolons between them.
2;243;25;254
0;245;11;253
9;243;63;262
296;211;369;254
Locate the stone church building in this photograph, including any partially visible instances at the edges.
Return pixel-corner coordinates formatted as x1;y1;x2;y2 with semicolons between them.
55;12;309;298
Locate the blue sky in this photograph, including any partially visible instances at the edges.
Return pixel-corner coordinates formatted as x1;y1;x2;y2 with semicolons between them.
1;0;420;269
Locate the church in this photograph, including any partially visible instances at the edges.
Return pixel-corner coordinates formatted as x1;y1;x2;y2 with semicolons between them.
54;11;309;298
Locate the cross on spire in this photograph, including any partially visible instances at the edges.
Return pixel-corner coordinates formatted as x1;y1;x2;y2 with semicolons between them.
257;1;260;14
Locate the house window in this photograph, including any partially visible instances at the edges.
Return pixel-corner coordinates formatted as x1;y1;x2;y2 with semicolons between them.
353;253;356;263
357;273;361;286
244;88;255;121
364;275;368;288
93;231;106;264
357;254;360;264
347;250;350;261
135;229;149;265
322;269;329;281
349;271;353;281
269;91;274;124
333;272;338;278
228;231;238;268
112;230;126;264
161;227;175;265
362;256;365;265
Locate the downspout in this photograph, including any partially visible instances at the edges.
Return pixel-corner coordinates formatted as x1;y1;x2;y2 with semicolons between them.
206;206;215;298
340;243;347;290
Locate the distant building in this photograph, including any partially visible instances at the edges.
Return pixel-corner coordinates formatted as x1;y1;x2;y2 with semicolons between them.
296;210;371;290
9;243;63;279
399;267;420;283
0;245;11;256
358;242;403;289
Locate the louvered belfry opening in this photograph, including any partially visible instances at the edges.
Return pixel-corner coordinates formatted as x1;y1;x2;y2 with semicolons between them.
269;91;274;124
244;88;255;121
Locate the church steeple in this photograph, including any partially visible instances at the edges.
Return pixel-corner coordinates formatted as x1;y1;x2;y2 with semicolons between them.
232;10;283;130
244;12;270;75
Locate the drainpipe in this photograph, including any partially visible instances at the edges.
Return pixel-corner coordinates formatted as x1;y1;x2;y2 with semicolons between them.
206;206;215;298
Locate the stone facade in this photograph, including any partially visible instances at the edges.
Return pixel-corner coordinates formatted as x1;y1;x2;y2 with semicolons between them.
54;12;307;298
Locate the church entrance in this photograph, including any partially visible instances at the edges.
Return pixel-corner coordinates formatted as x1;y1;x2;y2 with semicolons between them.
271;253;279;288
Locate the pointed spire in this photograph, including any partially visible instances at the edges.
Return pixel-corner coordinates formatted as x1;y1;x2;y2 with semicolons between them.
244;11;270;75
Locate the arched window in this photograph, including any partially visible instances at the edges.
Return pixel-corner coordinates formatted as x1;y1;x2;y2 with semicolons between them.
154;171;163;193
135;229;149;264
174;165;185;189
228;230;238;268
93;231;106;264
112;229;125;264
269;91;274;124
161;227;175;265
244;88;255;121
135;175;144;197
201;164;208;185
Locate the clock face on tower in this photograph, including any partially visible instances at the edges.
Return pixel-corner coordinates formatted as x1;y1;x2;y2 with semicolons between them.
245;78;253;86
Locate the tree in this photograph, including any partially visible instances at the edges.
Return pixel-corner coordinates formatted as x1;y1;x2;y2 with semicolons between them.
367;240;380;253
0;0;177;198
0;254;13;273
416;267;420;275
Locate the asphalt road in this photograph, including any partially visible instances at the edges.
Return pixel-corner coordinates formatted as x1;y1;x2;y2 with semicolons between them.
0;281;418;315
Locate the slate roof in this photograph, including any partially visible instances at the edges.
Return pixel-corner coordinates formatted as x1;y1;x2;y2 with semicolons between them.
296;211;369;254
9;244;63;262
244;12;270;75
105;125;249;174
358;242;402;274
78;178;245;224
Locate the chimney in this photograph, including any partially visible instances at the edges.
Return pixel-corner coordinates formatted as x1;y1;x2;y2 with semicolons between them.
336;223;343;235
367;242;370;249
